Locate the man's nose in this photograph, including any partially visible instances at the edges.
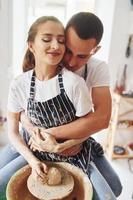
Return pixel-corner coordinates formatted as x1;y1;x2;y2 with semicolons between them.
68;56;76;67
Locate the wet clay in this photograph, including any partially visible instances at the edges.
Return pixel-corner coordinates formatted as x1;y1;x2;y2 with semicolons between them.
27;167;74;199
6;162;93;200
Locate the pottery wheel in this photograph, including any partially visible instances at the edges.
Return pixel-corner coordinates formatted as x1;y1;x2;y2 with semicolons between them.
27;167;74;200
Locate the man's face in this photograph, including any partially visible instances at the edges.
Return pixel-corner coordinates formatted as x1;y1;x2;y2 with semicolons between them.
63;27;98;72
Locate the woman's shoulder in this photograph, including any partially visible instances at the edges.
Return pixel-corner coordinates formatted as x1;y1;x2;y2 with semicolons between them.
11;69;33;89
13;69;33;83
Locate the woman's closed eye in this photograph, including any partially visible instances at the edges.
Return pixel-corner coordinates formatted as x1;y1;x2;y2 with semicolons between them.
57;38;65;44
42;38;65;44
42;38;51;43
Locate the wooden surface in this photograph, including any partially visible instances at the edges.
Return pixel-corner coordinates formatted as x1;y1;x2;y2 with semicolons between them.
105;92;133;159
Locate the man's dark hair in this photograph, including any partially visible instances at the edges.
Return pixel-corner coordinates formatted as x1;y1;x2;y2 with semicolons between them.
66;12;104;44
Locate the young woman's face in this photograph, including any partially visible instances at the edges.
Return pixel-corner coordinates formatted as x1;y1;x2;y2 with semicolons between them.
29;21;65;67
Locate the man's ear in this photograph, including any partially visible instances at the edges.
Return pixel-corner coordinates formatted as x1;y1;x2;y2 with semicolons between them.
90;45;101;55
95;45;101;53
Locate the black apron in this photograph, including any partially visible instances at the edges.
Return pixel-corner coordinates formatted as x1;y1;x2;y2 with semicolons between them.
23;70;103;177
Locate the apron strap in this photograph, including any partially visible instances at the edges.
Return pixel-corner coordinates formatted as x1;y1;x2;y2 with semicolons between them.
29;70;36;99
29;70;65;99
58;73;65;93
84;64;88;81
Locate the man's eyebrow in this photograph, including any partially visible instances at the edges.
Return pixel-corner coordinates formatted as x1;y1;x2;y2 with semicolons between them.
66;47;88;56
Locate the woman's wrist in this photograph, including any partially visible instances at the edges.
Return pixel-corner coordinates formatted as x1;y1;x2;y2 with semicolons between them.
28;156;39;167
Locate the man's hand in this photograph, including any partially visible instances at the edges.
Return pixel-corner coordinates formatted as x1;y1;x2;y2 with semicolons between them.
58;144;82;156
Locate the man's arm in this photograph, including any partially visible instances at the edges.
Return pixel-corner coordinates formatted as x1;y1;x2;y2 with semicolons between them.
20;87;111;140
47;87;112;139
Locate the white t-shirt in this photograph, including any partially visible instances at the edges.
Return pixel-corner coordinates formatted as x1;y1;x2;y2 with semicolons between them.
75;57;110;97
7;68;92;117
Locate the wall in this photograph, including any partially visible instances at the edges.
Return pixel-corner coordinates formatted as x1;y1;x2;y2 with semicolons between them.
94;0;133;88
108;0;132;88
12;0;29;76
0;0;29;114
94;0;116;63
0;0;12;113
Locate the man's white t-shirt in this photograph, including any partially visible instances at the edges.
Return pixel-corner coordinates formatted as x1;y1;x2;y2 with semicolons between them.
7;68;92;117
75;57;110;96
75;57;110;107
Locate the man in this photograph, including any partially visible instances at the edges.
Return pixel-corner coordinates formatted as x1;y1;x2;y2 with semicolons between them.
51;12;122;198
0;12;122;200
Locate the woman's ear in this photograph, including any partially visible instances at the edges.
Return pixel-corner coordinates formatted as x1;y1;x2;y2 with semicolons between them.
28;42;34;53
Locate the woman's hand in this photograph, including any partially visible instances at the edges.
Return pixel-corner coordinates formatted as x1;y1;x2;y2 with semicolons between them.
28;130;76;153
29;131;61;153
29;129;86;154
30;158;48;183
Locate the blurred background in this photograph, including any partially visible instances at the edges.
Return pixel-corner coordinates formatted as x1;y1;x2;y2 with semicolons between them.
0;1;133;199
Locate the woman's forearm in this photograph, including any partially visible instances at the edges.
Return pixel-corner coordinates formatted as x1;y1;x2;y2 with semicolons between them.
8;112;38;166
9;131;38;165
20;111;37;135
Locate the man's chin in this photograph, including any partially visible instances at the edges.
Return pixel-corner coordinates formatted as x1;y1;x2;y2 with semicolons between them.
63;61;78;72
65;66;76;72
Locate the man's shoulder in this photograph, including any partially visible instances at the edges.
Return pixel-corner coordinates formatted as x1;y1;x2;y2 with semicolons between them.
86;57;110;86
75;57;108;78
87;57;107;68
62;68;84;83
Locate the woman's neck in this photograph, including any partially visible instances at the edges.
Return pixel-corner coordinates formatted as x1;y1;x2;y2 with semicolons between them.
35;64;60;81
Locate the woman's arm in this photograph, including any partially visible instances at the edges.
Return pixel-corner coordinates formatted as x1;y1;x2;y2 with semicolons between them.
7;111;48;179
20;111;39;135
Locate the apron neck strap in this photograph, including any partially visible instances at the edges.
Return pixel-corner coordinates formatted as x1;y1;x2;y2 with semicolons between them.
84;64;88;81
29;70;36;99
58;73;65;93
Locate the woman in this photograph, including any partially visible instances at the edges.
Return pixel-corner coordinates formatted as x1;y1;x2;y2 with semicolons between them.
0;15;92;195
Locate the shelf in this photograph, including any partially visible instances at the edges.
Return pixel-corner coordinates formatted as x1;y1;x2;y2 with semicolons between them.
106;146;133;159
105;92;133;160
112;152;133;159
